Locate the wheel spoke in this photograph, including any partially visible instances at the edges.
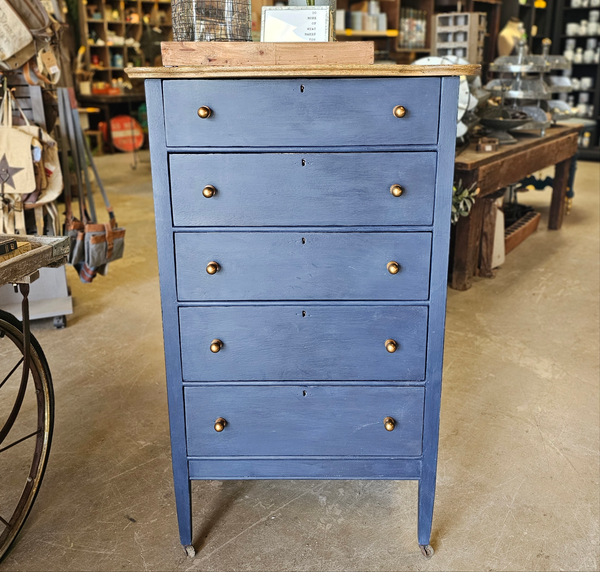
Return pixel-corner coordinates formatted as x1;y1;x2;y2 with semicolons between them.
0;358;24;391
0;515;9;528
0;430;40;454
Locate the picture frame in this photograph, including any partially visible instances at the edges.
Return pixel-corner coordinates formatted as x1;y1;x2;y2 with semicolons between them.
261;6;332;43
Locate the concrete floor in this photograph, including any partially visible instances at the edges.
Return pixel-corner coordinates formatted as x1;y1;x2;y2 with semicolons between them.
0;153;598;572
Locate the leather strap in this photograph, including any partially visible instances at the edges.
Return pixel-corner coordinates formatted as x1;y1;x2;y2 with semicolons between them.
104;223;114;260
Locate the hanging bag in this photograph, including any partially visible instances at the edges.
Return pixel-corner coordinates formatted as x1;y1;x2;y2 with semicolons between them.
0;0;62;85
58;88;125;283
11;90;63;235
0;83;38;234
0;0;33;66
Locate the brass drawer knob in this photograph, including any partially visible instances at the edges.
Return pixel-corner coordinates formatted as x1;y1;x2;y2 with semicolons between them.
206;261;220;275
214;417;227;432
202;185;216;198
210;339;223;353
385;339;398;353
197;106;212;119
384;416;396;431
387;261;400;274
390;184;404;197
393;105;406;118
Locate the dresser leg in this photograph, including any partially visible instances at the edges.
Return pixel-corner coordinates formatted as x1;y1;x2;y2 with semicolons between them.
417;479;435;555
174;477;193;551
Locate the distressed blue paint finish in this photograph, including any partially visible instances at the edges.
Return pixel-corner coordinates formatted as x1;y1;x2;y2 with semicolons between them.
169;152;437;227
184;386;424;456
175;232;432;301
145;74;459;553
188;458;422;480
417;76;459;547
163;78;441;147
145;79;193;547
179;305;428;381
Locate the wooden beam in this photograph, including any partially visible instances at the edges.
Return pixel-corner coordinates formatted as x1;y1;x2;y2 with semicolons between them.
161;42;376;67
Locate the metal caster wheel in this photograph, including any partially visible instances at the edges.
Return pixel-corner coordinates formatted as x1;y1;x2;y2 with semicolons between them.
420;544;434;559
184;545;196;558
53;315;67;329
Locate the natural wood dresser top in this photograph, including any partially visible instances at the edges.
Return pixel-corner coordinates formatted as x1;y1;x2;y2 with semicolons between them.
126;63;480;79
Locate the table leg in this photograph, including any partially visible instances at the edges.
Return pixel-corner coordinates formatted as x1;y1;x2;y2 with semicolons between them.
549;157;571;230
478;197;498;278
450;198;485;291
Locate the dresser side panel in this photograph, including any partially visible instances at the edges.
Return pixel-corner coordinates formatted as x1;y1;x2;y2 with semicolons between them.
418;75;460;545
145;79;192;544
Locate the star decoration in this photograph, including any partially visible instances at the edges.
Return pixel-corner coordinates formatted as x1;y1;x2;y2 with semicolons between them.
0;154;23;190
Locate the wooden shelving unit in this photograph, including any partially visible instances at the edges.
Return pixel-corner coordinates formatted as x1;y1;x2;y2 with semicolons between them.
552;0;600;160
79;0;173;85
519;0;556;53
435;0;502;67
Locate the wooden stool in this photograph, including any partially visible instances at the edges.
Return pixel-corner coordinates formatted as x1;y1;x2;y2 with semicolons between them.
85;130;103;156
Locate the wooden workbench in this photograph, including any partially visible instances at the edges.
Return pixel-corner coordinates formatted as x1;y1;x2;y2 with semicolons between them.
450;124;582;291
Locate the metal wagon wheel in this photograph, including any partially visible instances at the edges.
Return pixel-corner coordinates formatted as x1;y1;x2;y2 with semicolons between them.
0;308;54;562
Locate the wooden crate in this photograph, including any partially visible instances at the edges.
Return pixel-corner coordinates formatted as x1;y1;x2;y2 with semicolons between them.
432;12;486;64
504;211;542;255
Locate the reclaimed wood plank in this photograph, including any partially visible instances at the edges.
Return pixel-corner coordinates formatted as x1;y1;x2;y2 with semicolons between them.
126;63;480;79
161;42;375;67
0;236;69;287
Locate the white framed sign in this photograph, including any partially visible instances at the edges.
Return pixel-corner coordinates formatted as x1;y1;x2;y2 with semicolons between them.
261;6;331;42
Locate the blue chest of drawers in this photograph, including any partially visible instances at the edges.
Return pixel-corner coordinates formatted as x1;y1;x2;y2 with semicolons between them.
141;64;464;559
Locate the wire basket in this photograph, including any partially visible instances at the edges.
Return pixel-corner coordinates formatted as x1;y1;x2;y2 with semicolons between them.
172;0;252;41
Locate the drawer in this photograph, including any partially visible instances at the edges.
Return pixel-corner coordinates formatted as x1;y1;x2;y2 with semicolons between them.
184;386;425;457
175;232;432;301
179;305;428;381
169;152;437;227
163;78;441;147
